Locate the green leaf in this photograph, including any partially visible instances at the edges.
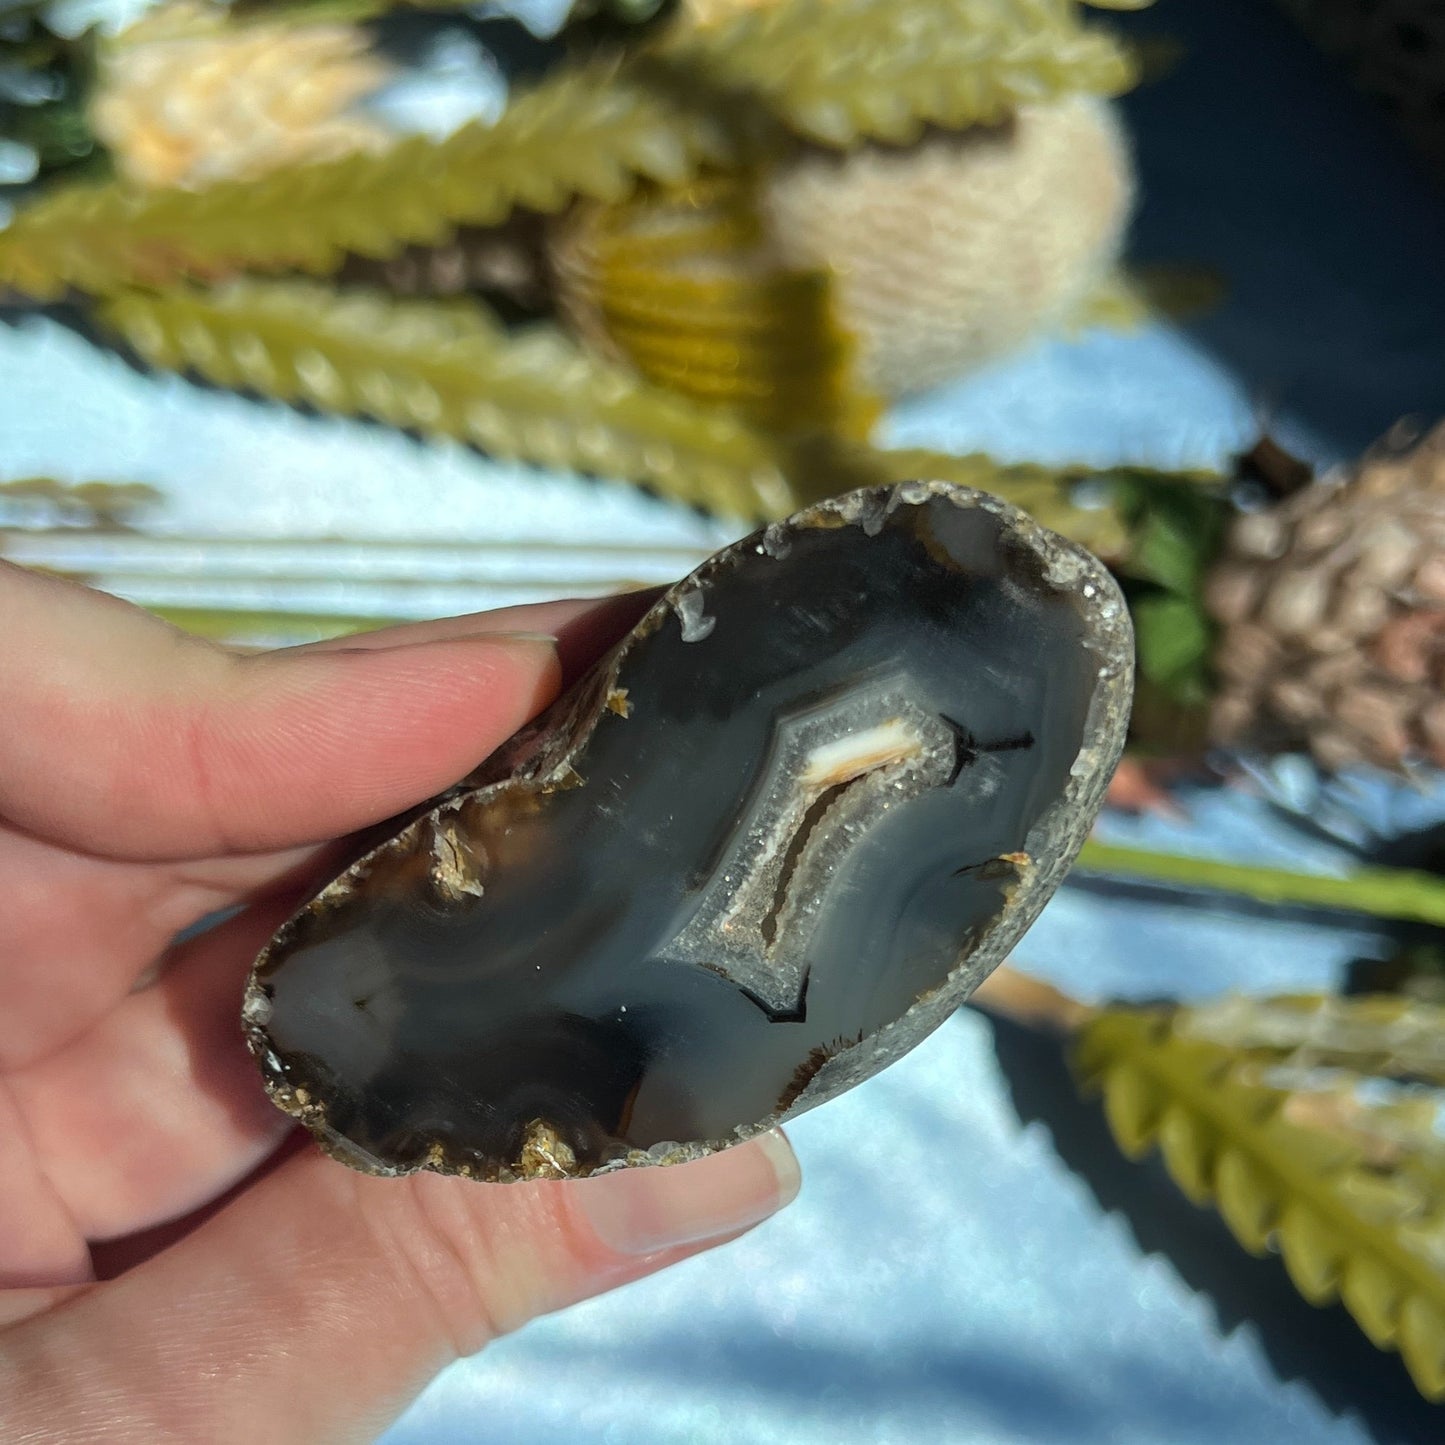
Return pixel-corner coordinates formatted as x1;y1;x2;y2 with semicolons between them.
1129;505;1205;594
0;57;737;299
1074;840;1445;931
1111;470;1228;595
1131;592;1212;697
660;0;1137;148
0;0;1136;298
1098;466;1229;707
96;279;796;518
95;279;1194;540
1174;992;1445;1089
1074;1003;1445;1401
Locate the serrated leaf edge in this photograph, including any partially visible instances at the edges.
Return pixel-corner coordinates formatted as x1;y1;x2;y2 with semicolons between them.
1074;1009;1445;1401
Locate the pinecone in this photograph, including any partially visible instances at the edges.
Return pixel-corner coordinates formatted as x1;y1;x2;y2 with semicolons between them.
88;4;393;191
1205;421;1445;771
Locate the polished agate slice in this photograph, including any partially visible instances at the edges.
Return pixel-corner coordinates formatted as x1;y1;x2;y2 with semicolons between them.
243;483;1132;1180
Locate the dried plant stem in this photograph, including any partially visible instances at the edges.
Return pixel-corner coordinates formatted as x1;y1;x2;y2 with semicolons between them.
1075;840;1445;929
150;605;396;644
970;964;1096;1033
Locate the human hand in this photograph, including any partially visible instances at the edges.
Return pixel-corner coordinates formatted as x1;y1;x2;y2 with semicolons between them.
0;562;800;1443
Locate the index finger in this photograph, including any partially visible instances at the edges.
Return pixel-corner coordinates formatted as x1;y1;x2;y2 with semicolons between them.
0;564;582;861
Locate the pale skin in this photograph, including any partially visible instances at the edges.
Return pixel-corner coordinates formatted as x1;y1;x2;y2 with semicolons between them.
0;561;800;1444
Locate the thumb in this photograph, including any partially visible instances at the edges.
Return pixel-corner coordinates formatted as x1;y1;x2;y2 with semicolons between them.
2;1135;801;1444
0;561;562;859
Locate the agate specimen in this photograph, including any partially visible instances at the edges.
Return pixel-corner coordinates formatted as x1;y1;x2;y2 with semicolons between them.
244;482;1132;1180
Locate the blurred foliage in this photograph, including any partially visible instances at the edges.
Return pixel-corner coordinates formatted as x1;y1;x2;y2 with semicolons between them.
0;474;162;527
0;0;1238;751
1349;943;1445;1009
553;172;883;440
98;274;1156;538
0;55;734;294
654;0;1136;148
1174;992;1445;1089
1075;840;1445;930
1107;469;1228;709
229;0;670;23
1073;999;1445;1402
99;277;797;515
0;0;1135;295
1070;263;1228;335
146;602;400;644
0;1;106;198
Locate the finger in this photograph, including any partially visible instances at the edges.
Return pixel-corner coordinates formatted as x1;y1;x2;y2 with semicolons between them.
0;589;651;1067
0;562;562;859
87;1131;311;1283
0;1285;88;1329
0;1077;92;1288
0;819;323;1070
8;898;305;1245
297;588;659;682
0;583;656;1245
1;1134;800;1444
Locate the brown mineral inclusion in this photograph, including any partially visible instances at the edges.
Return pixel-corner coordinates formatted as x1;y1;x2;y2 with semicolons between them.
243;482;1132;1180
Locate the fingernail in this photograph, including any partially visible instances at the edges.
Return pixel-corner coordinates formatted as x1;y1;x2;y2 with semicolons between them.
576;1130;801;1257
